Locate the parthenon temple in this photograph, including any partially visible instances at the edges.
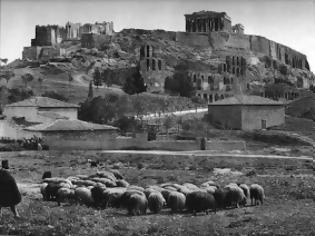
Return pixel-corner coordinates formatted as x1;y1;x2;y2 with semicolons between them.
185;11;232;33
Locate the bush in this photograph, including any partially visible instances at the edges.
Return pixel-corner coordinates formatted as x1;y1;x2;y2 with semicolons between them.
279;65;288;75
8;88;33;103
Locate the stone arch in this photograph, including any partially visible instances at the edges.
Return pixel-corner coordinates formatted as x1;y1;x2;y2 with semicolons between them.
146;45;150;57
140;46;145;58
223;77;230;85
220;94;224;100
193;74;197;83
152;59;156;71
146;59;150;70
209;94;213;103
197;79;202;90
215;94;219;101
158;60;162;70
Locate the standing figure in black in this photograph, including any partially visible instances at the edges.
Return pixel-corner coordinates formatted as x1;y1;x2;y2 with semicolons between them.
0;160;21;218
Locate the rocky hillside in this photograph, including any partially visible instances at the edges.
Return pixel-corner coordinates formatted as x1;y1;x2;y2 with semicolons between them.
2;28;315;104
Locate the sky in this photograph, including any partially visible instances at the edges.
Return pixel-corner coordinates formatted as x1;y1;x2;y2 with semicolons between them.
1;0;315;72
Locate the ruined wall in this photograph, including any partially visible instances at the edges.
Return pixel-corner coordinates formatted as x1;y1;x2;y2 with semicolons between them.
81;33;111;49
22;47;41;60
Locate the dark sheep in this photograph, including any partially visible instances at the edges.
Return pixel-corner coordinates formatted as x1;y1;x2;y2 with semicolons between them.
186;191;216;215
45;182;60;201
88;159;99;168
120;190;145;209
42;171;52;180
148;192;166;213
126;193;148;216
213;188;229;209
250;184;265;206
0;169;22;217
1;160;9;169
167;191;186;213
91;186;108;209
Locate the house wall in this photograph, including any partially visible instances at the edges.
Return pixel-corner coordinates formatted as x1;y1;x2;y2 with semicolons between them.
241;105;285;130
0;120;39;139
208;105;242;129
42;130;119;150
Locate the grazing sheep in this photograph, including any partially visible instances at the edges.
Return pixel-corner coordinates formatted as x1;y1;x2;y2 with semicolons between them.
148;192;166;213
186;191;216;215
183;183;200;191
91;178;116;187
161;188;174;201
106;187;126;208
126;193;148;216
42;171;52;180
127;185;144;192
90;171;116;182
250;184;265;206
45;182;60;201
40;182;49;200
213;188;229;209
109;169;124;180
224;185;247;208
239;184;250;199
200;180;218;189
91;186;108;209
116;179;129;188
177;185;193;196
167;191;186;213
120;190;145;209
56;187;75;206
200;185;217;195
0;169;22;217
75;187;94;206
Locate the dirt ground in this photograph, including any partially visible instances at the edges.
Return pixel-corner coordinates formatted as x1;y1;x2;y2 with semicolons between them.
0;150;315;236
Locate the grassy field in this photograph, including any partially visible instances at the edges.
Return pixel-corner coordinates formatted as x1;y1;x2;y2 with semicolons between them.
0;150;314;236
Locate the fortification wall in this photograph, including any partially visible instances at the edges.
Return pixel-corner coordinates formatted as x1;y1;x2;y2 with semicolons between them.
176;32;210;47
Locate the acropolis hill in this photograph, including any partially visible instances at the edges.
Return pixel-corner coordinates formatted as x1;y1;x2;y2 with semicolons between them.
18;10;315;103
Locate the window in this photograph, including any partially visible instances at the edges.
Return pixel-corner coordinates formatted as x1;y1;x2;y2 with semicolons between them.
193;74;197;83
146;45;150;57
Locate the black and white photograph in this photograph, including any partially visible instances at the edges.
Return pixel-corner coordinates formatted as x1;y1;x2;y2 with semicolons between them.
0;0;315;235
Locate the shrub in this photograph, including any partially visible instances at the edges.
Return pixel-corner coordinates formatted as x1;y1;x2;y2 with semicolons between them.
42;91;68;101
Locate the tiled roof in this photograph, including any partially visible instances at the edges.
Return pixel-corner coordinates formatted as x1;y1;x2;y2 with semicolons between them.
6;97;79;108
209;95;284;106
25;119;119;132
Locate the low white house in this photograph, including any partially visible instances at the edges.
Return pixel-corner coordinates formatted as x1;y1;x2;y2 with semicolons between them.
3;96;79;123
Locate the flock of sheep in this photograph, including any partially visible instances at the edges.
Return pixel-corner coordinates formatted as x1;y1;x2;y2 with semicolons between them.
40;169;265;216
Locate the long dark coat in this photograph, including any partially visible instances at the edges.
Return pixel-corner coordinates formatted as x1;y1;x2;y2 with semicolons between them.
0;169;21;207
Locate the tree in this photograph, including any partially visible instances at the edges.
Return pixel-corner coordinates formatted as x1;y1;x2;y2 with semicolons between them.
0;58;8;66
113;116;140;135
163;115;174;136
93;68;102;88
8;88;34;103
0;70;14;84
165;71;194;97
21;73;34;88
102;69;113;87
123;69;146;95
133;95;146;117
88;80;93;99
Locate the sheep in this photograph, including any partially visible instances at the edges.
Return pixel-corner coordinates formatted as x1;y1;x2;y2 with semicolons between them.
127;185;144;192
90;171;116;182
106;187;127;208
186;191;216;215
239;184;250;199
116;179;129;188
120;190;145;209
250;184;265;206
0;169;22;218
40;182;49;200
75;187;94;206
56;187;75;206
45;182;61;201
109;169;124;180
91;185;108;209
224;184;247;208
200;185;217;195
148;192;166;214
42;171;52;180
200;180;218;189
91;178;116;187
213;188;229;209
183;183;200;191
167;191;186;213
161;188;174;201
126;193;148;216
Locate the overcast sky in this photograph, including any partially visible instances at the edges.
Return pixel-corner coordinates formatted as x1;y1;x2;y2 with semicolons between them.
1;0;315;71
